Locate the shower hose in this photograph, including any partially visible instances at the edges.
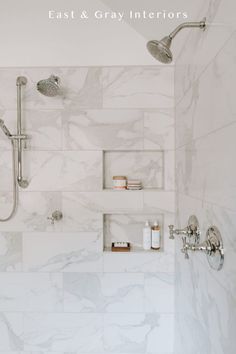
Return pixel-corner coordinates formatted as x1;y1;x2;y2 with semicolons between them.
0;140;18;221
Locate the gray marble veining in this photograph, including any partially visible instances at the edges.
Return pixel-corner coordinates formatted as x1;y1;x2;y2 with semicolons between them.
0;64;175;353
175;1;236;352
0;232;22;271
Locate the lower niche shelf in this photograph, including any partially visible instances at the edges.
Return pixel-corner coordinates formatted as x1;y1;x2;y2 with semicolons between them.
103;213;163;253
103;247;161;253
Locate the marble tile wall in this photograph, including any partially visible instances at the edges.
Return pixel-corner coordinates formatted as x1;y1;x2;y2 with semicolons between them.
175;1;236;353
0;66;175;353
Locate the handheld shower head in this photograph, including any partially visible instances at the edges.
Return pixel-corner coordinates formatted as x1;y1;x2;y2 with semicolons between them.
37;75;61;97
0;119;12;137
147;18;206;63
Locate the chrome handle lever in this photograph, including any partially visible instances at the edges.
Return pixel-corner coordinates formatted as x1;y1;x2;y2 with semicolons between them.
168;215;200;241
47;210;63;225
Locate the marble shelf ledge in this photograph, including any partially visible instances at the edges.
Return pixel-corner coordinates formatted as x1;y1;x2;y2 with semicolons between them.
103;246;163;253
102;188;163;192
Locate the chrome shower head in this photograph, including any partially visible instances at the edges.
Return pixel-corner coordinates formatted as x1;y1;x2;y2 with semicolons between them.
147;36;173;64
147;18;206;63
37;75;61;97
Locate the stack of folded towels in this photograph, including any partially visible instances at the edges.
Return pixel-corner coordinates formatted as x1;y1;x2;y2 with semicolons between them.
127;180;142;190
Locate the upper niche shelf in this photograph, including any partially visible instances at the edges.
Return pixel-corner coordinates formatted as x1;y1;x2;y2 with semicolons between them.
103;150;163;190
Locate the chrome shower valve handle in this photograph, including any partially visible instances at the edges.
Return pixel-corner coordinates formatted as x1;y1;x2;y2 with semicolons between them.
168;215;200;241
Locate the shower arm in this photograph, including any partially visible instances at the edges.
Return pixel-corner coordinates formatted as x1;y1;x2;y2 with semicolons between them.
169;18;206;39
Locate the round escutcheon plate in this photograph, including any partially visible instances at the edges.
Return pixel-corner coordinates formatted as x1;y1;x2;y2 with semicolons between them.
206;226;224;271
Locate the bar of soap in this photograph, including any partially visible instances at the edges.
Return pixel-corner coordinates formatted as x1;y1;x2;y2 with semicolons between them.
113;242;128;248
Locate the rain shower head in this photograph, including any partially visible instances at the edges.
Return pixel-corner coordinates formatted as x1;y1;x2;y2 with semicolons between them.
147;18;206;63
37;75;61;97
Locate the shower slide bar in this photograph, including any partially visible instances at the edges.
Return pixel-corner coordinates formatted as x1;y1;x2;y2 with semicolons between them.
16;76;29;188
0;76;29;221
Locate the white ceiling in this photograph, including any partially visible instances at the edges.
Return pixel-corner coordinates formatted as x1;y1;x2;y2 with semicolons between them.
0;0;204;67
101;0;206;59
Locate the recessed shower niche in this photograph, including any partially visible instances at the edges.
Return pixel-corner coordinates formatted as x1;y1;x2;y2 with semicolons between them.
103;213;164;252
103;150;163;190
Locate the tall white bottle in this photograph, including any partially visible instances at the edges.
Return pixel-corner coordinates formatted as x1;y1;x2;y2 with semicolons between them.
143;221;151;250
151;221;161;250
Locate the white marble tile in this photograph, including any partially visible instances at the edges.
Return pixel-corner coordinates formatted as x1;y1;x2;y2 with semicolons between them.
0;63;176;354
103;252;174;274
102;67;174;108
144;273;175;314
0;232;22;271
164;151;175;191
62;110;143;150
0;191;62;232
144;110;174;150
104;313;174;353
175;83;197;149
176;32;236;149
104;151;163;189
23;232;102;272
61;67;103;110
0;273;62;312
104;214;163;249
0;67;103;110
175;232;236;354
175;0;236;103
62;192;103;232
0;312;23;351
143;191;175;213
23;313;103;352
63;273;144;313
24;151;103;192
174;312;211;354
0;109;62;151
176;122;236;211
0;150;13;191
62;191;143;232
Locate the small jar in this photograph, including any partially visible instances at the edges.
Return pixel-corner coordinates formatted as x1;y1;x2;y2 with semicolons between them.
112;176;127;190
